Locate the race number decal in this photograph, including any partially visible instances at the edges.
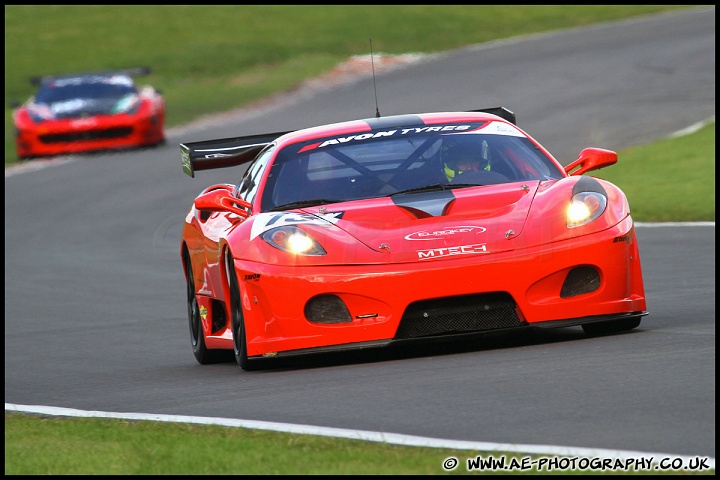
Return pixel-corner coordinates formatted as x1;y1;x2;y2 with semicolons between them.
250;211;343;239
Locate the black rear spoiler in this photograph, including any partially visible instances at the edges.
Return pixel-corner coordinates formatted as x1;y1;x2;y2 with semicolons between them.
469;107;515;125
30;67;152;86
181;131;291;177
180;107;514;177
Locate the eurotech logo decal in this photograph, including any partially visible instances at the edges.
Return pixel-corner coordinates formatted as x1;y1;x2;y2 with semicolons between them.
417;243;488;260
405;225;486;241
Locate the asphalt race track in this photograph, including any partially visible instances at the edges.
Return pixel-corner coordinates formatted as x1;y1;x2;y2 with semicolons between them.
5;7;715;462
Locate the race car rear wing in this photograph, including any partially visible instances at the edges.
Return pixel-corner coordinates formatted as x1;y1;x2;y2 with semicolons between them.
470;107;515;125
180;107;515;177
181;131;291;177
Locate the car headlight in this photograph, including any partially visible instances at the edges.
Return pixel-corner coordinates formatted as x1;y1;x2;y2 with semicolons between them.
261;226;327;255
28;112;46;123
27;104;52;123
112;94;140;114
567;191;607;228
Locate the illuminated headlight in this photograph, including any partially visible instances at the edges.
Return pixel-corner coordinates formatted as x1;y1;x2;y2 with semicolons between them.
567;192;607;228
261;226;326;255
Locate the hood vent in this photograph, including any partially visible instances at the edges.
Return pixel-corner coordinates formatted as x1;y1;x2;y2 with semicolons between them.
391;190;456;218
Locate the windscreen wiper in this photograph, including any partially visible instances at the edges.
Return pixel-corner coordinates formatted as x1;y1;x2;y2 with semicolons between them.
269;199;341;211
390;183;451;196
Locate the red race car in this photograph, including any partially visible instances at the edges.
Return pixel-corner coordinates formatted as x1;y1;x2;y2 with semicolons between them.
10;67;165;159
179;107;648;370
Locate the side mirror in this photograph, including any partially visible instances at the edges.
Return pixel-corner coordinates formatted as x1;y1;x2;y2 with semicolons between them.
194;187;251;218
564;148;618;176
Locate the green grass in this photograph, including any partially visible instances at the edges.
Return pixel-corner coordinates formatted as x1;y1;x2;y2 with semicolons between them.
4;5;714;475
600;121;715;222
5;413;713;475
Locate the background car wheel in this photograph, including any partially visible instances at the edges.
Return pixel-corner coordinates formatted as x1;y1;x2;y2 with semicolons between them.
226;251;260;371
582;317;641;336
185;257;231;364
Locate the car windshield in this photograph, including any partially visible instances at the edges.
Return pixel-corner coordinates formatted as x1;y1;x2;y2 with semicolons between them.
35;75;137;104
261;121;564;211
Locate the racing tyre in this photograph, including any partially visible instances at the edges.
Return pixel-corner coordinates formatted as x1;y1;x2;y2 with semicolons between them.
226;251;260;371
186;256;231;364
582;317;641;336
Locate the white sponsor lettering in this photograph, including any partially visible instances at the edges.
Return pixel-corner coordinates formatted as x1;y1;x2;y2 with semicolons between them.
373;130;396;138
319;130;398;148
399;125;471;135
417;243;488;260
318;125;474;148
52;75;133;88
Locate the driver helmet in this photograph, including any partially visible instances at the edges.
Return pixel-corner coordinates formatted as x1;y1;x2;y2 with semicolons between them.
443;142;490;182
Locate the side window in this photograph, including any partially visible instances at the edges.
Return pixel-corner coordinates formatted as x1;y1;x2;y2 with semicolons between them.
236;145;275;206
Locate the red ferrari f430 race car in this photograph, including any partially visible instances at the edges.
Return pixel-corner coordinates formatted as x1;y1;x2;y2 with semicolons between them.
10;67;165;159
179;107;648;370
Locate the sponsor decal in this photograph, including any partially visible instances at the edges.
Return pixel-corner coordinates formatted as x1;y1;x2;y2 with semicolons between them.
250;211;344;239
417;243;488;260
181;149;191;172
244;273;261;281
613;234;631;244
199;305;208;321
473;121;525;137
200;152;236;159
301;121;527;153
311;125;475;150
405;225;486;241
51;75;133;88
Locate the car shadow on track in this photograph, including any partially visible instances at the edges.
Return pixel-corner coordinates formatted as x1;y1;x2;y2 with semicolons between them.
245;325;642;373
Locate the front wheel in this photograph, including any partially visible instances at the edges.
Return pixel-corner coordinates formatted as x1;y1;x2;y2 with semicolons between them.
225;250;260;371
582;317;641;336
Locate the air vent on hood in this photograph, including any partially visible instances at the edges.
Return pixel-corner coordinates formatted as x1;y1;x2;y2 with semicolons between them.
391;190;456;218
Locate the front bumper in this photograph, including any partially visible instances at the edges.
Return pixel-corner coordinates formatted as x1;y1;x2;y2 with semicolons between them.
15;114;164;158
199;216;646;358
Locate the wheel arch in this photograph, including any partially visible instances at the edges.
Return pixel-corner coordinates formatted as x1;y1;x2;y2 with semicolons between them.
220;241;236;306
180;241;191;281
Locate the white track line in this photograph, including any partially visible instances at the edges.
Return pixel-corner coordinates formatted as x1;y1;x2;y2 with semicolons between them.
5;403;714;470
635;222;714;227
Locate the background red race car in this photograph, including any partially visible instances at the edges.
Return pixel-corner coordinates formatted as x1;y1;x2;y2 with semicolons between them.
179;107;648;370
10;67;165;159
